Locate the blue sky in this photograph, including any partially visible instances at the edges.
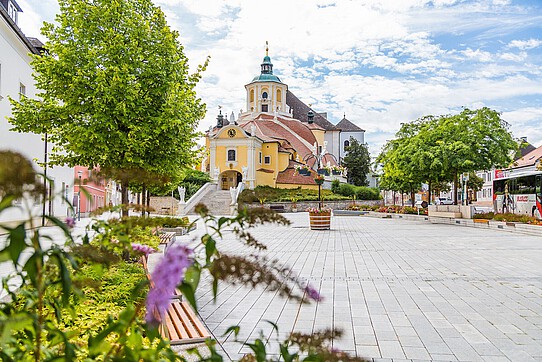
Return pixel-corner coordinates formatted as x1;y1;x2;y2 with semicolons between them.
16;0;542;154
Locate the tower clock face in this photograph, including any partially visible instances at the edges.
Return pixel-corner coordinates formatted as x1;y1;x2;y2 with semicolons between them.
228;129;236;138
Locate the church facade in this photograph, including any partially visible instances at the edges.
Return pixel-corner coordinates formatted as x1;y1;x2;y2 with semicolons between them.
204;47;365;190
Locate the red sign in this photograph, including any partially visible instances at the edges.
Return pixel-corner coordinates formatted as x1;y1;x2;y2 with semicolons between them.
495;169;504;179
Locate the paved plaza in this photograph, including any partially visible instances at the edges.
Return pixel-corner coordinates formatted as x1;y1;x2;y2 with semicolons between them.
189;213;542;361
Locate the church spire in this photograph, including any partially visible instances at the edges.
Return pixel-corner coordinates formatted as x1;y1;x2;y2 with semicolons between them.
261;41;273;75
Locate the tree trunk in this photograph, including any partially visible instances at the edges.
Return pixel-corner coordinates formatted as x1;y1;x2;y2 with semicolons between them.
453;172;458;205
428;180;432;205
121;180;129;217
141;184;147;218
410;186;415;207
392;191;396;206
146;190;151;217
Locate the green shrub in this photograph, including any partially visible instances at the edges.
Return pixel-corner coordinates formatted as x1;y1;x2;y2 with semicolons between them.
239;186;350;204
331;179;340;194
338;183;356;197
355;186;380;200
473;212;495;220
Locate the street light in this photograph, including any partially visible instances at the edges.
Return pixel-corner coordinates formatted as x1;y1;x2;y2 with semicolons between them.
77;170;82;221
303;107;337;210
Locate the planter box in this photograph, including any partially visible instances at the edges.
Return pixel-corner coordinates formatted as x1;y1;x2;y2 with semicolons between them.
309;212;331;230
333;210;369;216
317;169;330;176
332;170;341;175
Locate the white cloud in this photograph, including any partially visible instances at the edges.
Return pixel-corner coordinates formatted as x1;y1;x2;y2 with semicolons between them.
17;0;542;152
508;38;542;50
462;48;493;62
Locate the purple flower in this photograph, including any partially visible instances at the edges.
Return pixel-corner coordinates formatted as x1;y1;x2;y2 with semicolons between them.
304;283;323;302
65;217;75;229
145;245;193;326
131;243;156;257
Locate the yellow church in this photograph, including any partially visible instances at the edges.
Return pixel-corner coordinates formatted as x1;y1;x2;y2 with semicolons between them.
204;46;365;191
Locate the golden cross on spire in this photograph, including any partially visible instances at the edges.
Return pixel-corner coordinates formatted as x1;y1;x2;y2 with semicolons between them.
265;41;269;56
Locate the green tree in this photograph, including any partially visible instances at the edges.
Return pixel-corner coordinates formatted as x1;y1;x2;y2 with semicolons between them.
9;0;207;211
378;108;517;205
342;137;371;186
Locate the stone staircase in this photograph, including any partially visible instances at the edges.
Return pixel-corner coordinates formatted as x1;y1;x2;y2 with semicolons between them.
188;189;232;215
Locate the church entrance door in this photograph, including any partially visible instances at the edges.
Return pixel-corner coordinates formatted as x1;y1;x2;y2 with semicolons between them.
220;171;242;190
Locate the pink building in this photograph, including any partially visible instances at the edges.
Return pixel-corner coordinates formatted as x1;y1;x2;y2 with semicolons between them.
73;166;106;217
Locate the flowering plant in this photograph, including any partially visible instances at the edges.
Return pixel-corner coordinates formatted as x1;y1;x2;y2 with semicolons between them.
307;206;332;214
314;175;325;185
330;165;346;174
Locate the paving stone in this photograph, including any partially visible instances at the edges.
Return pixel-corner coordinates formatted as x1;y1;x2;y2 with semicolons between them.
177;214;542;360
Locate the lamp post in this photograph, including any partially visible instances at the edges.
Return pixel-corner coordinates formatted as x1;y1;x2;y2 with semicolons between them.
77;170;82;221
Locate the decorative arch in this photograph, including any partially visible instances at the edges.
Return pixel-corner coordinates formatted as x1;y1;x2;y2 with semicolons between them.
250;89;254;102
276;88;282;102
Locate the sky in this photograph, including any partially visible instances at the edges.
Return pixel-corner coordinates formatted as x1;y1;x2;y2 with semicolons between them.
15;0;542;155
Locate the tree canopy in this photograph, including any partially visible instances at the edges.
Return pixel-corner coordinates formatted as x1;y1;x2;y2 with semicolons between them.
341;137;371;186
378;108;517;204
9;0;207;203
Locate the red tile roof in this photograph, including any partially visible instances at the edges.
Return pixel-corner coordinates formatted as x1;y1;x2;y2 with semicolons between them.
513;145;542;168
276;165;318;186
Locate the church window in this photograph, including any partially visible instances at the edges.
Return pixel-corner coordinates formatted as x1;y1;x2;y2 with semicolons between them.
262;91;268;99
250;89;254;102
276;89;282;102
261;104;268;112
227;149;236;161
344;140;350;149
264;156;271;164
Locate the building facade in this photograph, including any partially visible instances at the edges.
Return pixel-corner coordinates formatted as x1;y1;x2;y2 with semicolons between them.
205;47;365;190
0;0;74;222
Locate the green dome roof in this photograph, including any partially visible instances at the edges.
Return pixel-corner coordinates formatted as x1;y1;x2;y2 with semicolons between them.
251;73;282;83
262;55;271;63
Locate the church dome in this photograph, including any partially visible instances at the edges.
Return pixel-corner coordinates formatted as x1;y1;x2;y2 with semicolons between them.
250;43;283;84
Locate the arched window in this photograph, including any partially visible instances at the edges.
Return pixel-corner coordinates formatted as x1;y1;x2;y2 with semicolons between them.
344;140;350;149
250;89;254;102
276;89;282;102
262;91;268;99
227;149;236;161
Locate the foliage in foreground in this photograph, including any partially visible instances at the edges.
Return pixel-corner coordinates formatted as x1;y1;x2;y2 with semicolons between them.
0;151;367;361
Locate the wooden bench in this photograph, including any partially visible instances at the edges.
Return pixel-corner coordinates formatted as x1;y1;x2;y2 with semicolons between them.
163;301;211;345
269;205;285;212
157;231;176;245
141;256;211;345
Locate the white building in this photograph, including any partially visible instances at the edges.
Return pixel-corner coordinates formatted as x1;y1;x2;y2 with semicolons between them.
0;0;74;223
336;114;365;163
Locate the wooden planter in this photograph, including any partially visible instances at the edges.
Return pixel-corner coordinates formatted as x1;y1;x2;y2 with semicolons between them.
309;212;331;230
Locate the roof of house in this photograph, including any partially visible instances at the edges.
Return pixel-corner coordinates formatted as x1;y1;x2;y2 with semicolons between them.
513;145;542;168
286;91;338;131
276;161;318;186
235;113;338;169
0;2;40;55
0;0;22;12
336;116;365;132
518;142;537;158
